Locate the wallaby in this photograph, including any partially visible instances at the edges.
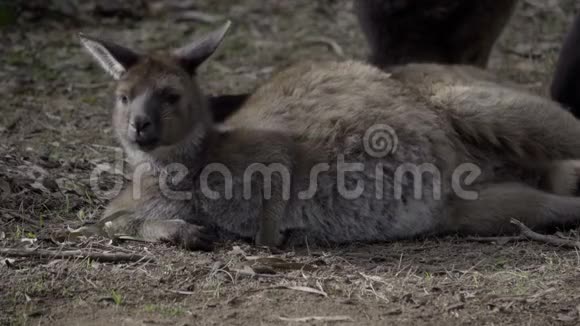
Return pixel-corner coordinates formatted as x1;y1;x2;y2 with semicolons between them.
551;14;580;118
208;0;520;123
80;21;580;250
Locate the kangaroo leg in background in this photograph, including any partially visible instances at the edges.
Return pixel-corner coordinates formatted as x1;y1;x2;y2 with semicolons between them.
551;14;580;118
209;1;520;123
537;160;580;196
446;182;580;236
354;0;519;68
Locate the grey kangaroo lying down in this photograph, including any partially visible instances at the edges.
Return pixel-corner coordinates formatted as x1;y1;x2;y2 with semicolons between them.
80;22;580;250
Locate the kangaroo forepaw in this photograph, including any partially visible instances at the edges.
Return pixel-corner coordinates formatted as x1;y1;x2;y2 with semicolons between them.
170;223;217;251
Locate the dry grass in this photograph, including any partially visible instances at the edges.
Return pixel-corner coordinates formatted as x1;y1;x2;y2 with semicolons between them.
1;0;580;325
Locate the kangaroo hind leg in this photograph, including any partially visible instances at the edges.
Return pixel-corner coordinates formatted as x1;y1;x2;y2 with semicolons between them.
436;85;580;159
539;160;580;196
445;182;580;236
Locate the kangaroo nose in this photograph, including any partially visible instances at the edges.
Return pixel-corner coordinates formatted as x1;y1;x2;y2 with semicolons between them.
133;116;152;136
129;115;158;147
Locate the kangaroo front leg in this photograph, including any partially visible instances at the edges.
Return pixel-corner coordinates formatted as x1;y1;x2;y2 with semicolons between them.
137;219;216;251
102;185;216;250
255;198;286;247
101;213;215;251
446;182;580;236
254;169;289;247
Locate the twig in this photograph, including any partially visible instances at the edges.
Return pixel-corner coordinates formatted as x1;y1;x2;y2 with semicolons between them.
176;11;224;23
74;82;108;90
528;287;556;302
115;235;156;243
165;289;195;295
227;285;327;305
89;241;136;254
491;288;556;305
462;235;525;244
232;268;297;279
340;252;401;260
284;285;328;297
227;286;288;305
303;36;345;57
0;248;155;263
446;303;465;312
510;219;580;249
0;209;41;227
278;315;353;322
90;144;122;151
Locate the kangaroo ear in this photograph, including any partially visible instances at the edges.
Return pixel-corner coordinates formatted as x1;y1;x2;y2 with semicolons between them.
79;33;140;80
173;21;231;74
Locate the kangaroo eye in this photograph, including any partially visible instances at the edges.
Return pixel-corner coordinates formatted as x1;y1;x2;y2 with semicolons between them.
119;94;129;105
164;93;181;105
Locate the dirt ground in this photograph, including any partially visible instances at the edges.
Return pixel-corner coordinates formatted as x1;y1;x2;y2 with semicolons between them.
2;0;580;325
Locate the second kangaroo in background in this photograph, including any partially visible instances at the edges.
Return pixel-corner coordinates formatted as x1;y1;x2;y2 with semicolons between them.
209;0;520;122
551;14;580;118
80;21;580;251
354;0;519;68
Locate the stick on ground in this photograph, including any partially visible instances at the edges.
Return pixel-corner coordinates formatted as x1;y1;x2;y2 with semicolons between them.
510;219;580;249
0;248;156;263
463;235;525;244
278;315;354;322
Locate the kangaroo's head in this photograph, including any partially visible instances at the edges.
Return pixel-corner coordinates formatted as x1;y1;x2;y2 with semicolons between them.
79;22;231;162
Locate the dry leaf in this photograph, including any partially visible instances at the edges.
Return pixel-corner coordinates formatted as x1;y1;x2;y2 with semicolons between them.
555;313;577;322
20;238;37;246
1;258;16;268
228;246;247;256
237;265;256;276
360;272;389;285
30;181;50;194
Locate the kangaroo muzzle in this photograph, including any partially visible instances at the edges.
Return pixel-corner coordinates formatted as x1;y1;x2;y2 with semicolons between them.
127;93;161;149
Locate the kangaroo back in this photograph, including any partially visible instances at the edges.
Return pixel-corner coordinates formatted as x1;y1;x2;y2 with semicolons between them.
380;63;580;160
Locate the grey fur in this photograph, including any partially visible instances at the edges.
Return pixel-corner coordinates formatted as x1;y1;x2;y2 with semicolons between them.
84;36;580;251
